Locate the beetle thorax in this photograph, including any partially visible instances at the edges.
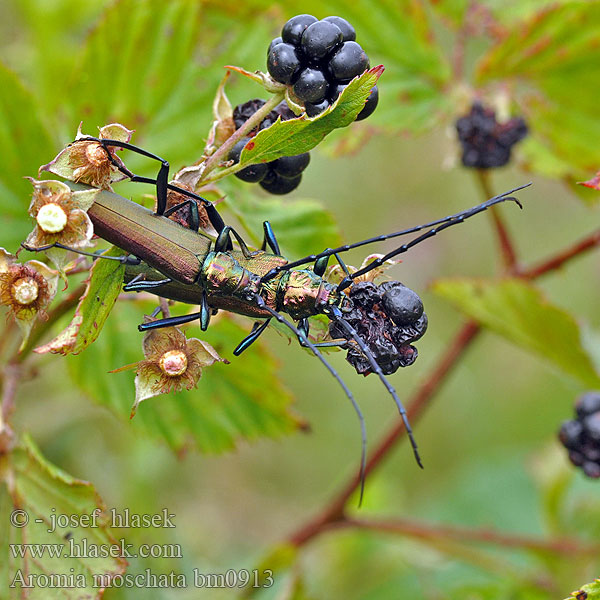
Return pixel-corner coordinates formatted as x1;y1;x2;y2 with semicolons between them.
278;269;349;320
201;252;261;301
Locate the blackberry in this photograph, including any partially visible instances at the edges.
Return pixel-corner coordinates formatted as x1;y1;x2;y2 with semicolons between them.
266;15;378;120
271;153;310;178
300;21;343;60
455;102;528;169
381;281;423;326
293;67;329;103
356;85;379;121
322;16;356;42
328;83;347;102
271;100;296;122
233;99;266;131
558;391;600;479
305;98;330;117
327;41;369;81
576;391;600;418
267;43;301;85
229;138;268;183
230;99;309;195
259;171;302;195
329;281;427;376
282;14;318;46
267;37;283;56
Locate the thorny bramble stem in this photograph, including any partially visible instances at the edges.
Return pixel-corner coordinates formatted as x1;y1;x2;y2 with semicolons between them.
197;92;285;183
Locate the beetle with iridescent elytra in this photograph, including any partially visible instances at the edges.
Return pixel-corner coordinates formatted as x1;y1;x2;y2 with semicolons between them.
25;136;530;499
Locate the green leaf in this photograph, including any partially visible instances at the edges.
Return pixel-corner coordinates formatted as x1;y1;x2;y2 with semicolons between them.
564;580;600;600
62;0;272;171
476;3;600;183
0;62;56;249
228;191;342;259
433;278;600;388
1;435;126;598
34;247;126;356
66;303;303;454
65;0;202;129
239;67;383;166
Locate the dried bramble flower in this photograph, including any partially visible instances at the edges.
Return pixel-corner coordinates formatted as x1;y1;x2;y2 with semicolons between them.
116;323;228;417
39;122;134;190
25;179;97;248
0;248;58;349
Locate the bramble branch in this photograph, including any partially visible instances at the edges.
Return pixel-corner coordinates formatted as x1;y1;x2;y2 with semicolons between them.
340;516;600;556
520;228;600;280
476;169;519;270
287;177;600;552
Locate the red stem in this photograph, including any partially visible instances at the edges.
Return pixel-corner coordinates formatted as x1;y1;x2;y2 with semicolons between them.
339;517;600;556
520;229;600;280
476;169;519;270
289;320;481;546
288;183;600;551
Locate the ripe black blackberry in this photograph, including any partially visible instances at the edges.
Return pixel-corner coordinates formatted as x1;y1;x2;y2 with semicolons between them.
267;14;377;120
559;391;600;478
455;102;528;169
329;281;428;376
229;99;310;194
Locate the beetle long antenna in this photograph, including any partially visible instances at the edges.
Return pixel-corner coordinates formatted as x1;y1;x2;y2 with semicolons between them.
330;306;423;469
260;184;531;283
21;242;141;265
253;295;367;505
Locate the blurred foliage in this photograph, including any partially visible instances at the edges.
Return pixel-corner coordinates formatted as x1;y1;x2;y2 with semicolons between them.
434;277;600;388
0;0;600;598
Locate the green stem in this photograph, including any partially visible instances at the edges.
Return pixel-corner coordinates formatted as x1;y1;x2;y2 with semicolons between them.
198;92;285;182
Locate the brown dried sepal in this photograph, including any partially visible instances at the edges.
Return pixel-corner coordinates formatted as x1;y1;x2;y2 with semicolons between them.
0;248;58;349
164;183;211;232
127;322;228;416
326;254;400;288
39;123;134;190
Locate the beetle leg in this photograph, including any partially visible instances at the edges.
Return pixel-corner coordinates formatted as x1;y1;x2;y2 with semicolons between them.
123;278;173;292
260;221;281;255
163;199;200;232
78;137;226;234
138;311;202;332
200;290;211;331
214;226;257;257
233;319;272;356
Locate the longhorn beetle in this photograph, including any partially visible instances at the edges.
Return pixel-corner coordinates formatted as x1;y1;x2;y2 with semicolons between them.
26;136;530;501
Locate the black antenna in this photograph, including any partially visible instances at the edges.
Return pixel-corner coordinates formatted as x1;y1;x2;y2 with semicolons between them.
253;295;368;505
259;184;531;284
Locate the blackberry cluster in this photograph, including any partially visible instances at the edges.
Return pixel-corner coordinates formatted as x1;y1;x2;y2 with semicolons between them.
229;99;311;194
329;281;428;376
559;391;600;478
455;102;528;169
267;14;378;120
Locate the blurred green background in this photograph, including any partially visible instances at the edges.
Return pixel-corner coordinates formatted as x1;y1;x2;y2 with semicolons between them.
1;1;600;598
